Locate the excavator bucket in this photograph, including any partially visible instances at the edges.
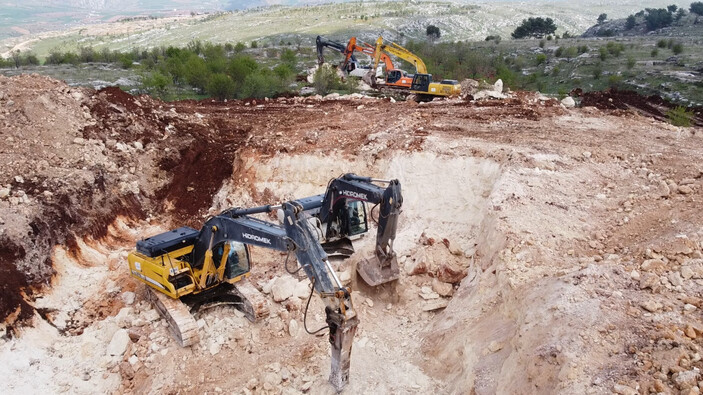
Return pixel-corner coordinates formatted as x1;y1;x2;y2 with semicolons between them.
356;255;399;286
321;238;355;257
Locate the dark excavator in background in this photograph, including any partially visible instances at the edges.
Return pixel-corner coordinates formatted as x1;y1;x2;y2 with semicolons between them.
127;201;358;392
289;174;403;286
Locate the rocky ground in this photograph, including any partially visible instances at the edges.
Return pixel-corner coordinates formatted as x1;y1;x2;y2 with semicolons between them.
0;74;702;394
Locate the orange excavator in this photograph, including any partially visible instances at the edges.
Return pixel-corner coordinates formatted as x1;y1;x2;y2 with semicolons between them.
341;37;414;89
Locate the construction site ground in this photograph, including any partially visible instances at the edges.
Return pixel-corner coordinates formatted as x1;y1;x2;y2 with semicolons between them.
1;74;703;394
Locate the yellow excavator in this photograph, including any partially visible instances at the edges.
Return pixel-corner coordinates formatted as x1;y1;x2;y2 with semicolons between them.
128;201;358;392
370;36;461;100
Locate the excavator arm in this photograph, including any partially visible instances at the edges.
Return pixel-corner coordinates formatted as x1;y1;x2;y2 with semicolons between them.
341;37;395;86
316;35;356;66
372;36;427;74
318;173;403;286
206;202;358;392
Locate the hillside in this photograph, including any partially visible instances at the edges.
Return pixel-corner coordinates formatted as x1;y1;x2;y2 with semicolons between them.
0;0;682;58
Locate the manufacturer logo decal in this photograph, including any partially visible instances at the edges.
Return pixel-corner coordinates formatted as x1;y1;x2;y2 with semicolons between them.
242;233;272;244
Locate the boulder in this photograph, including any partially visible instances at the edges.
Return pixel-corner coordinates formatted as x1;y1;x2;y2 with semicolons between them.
108;329;130;357
271;277;297;302
561;96;576;108
437;262;467;284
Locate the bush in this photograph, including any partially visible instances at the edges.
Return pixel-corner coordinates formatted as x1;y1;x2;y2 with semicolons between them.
119;54;133;69
184;55;210;91
651;48;659;57
234;42;246;53
313;65;341;95
578;45;589;54
667;105;694;126
535;53;547;65
657;39;667;48
250;41;258;49
672;42;684;54
555;47;563;57
206;73;236;100
485;35;501;43
141;71;172;97
599;47;608;61
608;74;624;88
627;56;636;69
593;63;603;79
240;71;277;99
280;49;296;67
539;39;545;48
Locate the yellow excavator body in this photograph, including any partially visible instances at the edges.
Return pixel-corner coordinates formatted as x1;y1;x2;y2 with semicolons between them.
128;237;251;300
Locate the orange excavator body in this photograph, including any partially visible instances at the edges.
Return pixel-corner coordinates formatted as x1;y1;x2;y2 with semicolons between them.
343;37;413;89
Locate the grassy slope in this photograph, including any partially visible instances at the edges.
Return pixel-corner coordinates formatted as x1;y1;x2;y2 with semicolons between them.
1;0;680;58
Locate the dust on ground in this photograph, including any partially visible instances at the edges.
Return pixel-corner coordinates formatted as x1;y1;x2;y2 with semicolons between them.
1;74;702;395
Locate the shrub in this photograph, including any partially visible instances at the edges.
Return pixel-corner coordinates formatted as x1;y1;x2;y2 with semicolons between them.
657;39;667;48
535;53;547;65
539;39;545;48
119;54;133;69
593;63;603;79
599;47;608;61
672;42;684;54
234;42;246;53
608;74;624;88
313;65;341;95
240;71;276;99
206;73;236;100
651;48;659;57
578;45;589;54
667;106;694;126
627;56;636;69
250;41;258;49
280;49;296;67
555;47;563;57
141;71;172;97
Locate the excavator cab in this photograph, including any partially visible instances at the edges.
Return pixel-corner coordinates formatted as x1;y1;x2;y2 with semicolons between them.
346;200;368;236
410;73;431;92
212;241;251;281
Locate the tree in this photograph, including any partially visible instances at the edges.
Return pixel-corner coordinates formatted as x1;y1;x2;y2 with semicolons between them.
11;50;20;68
691;2;703;15
313;65;340;95
667;4;678;12
511;17;557;39
645;8;674;31
141;71;172;98
676;8;687;20
597;13;608;24
626;15;637;29
426;25;441;41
